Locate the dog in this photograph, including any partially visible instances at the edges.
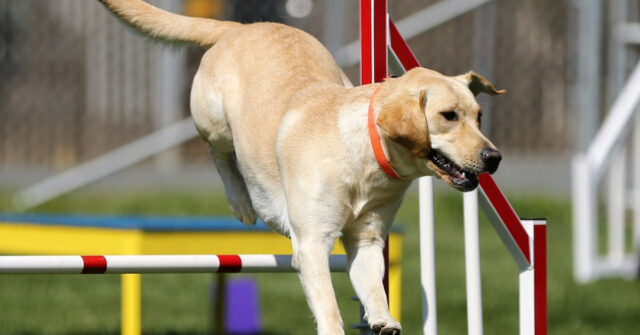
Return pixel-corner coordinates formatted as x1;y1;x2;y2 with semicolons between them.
99;1;504;334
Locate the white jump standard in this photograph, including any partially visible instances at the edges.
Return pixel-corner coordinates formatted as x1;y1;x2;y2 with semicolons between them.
360;0;548;334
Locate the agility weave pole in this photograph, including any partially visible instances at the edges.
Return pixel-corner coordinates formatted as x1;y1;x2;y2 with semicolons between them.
0;254;347;274
360;1;547;334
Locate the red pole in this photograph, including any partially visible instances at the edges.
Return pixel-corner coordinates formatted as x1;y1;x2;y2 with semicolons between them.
360;0;388;86
360;0;390;301
360;0;372;85
534;223;547;335
372;0;388;83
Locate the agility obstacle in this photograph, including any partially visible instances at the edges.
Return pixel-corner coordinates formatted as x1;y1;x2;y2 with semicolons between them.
0;2;545;335
0;254;347;274
0;214;403;335
572;61;640;283
0;252;351;335
359;1;547;334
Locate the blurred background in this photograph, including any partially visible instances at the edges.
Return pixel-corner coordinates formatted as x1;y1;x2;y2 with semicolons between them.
0;0;576;194
1;0;639;334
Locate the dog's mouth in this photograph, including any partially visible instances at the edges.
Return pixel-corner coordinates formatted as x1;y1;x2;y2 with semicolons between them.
427;150;478;192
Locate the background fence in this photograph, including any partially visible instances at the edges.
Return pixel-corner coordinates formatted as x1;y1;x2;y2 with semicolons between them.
0;0;637;195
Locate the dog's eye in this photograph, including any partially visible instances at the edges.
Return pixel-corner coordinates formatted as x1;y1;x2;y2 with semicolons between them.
440;111;458;121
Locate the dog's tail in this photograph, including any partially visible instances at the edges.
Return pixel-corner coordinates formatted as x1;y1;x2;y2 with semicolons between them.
98;0;240;47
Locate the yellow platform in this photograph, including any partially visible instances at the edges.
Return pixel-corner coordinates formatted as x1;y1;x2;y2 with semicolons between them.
0;214;403;335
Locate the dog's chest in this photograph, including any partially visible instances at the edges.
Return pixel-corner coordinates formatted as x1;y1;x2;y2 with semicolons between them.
347;173;411;227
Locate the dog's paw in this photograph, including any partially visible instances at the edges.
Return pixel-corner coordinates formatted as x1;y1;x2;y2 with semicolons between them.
370;319;401;335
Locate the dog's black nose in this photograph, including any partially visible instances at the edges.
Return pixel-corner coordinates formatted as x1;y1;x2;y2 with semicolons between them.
481;148;501;174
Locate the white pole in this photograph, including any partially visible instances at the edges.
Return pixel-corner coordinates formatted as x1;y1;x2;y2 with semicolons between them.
634;112;640;251
518;221;535;335
419;176;438;335
572;155;598;282
607;148;627;266
463;190;483;335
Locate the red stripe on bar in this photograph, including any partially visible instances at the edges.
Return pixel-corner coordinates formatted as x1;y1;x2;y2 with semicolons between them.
360;0;372;84
81;255;107;274
217;255;242;273
373;0;387;82
534;224;547;335
389;19;420;70
478;173;531;263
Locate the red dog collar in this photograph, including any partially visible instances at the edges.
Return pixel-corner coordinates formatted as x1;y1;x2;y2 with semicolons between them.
368;82;401;179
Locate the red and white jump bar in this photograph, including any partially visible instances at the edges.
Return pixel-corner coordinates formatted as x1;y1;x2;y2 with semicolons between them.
0;254;347;274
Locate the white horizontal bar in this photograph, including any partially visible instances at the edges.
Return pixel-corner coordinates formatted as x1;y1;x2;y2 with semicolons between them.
0;256;85;274
0;255;348;274
105;255;221;273
239;254;347;273
593;256;640;279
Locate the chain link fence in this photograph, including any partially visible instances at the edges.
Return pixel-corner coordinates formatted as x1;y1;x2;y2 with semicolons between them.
0;0;613;191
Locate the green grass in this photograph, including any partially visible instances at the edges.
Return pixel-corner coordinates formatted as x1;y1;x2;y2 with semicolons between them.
1;189;639;334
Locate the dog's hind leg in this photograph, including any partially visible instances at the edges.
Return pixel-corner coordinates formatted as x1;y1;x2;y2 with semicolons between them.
209;147;257;226
191;64;257;226
293;232;345;335
286;191;346;334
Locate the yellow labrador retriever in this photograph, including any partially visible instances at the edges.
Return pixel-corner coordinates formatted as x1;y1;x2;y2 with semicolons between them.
99;1;504;334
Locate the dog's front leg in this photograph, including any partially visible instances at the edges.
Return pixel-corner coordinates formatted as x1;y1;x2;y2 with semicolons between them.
342;233;401;335
293;233;345;335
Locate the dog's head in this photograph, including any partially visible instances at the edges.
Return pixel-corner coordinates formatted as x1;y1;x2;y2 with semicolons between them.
376;67;505;191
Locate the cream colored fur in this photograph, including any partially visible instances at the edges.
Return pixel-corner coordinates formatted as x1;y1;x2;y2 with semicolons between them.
99;1;504;334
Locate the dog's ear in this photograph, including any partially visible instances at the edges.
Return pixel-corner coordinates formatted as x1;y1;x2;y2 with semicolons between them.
377;90;430;159
455;71;506;96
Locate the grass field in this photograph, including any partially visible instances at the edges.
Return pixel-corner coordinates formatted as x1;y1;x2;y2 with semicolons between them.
0;188;639;334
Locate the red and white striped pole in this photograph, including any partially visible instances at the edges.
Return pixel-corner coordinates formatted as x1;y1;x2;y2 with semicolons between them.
0;254;347;274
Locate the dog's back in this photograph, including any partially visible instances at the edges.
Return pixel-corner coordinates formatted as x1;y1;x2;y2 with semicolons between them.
193;21;349;233
99;0;351;233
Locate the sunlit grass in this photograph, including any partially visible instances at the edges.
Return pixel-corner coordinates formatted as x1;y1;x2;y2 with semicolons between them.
0;189;638;334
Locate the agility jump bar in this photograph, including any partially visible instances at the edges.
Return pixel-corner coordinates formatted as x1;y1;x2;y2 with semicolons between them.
0;254;348;274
